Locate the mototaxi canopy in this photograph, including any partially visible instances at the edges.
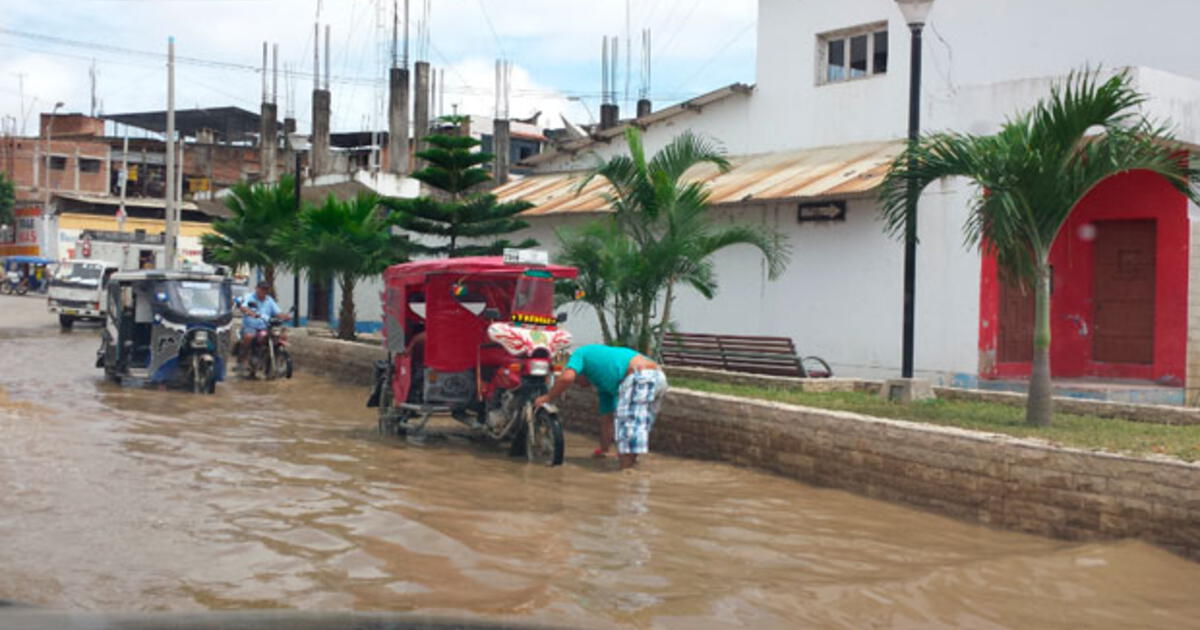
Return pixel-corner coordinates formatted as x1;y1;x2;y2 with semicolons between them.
381;257;578;372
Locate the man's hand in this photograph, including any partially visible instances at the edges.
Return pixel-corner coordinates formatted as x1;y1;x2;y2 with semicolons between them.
534;395;551;409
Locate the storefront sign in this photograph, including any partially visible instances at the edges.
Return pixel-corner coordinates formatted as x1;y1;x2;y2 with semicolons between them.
15;208;39;244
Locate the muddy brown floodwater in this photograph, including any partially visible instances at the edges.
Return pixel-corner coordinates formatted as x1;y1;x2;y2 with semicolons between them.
2;303;1200;629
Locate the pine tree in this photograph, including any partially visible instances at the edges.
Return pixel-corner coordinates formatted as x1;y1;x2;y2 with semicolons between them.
381;116;536;257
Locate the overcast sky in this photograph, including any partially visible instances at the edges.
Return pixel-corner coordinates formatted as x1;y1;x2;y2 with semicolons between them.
0;0;758;137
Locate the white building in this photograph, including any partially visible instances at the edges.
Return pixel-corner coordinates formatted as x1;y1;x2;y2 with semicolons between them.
495;0;1200;402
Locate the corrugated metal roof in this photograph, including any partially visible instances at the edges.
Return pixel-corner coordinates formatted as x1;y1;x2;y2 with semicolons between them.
520;82;754;167
496;140;904;216
55;192;200;211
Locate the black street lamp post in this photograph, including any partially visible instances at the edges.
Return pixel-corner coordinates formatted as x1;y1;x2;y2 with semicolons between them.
896;0;934;379
293;151;302;328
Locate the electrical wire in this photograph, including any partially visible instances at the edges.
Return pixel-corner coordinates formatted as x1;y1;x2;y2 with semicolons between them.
669;20;754;94
475;0;509;61
0;27;381;87
657;0;701;60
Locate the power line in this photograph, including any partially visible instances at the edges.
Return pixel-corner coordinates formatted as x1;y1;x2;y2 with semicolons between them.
657;0;701;59
475;0;509;61
670;20;754;94
0;27;381;87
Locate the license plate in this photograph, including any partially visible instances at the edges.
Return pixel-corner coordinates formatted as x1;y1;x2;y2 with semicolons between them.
63;309;79;315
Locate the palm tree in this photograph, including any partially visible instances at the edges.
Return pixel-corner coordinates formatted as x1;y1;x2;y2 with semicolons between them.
556;220;645;347
879;69;1198;426
564;128;791;355
274;192;407;340
201;175;297;293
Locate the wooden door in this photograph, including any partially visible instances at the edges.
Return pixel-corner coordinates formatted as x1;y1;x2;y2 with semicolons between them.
309;280;331;321
1093;220;1156;364
997;274;1035;363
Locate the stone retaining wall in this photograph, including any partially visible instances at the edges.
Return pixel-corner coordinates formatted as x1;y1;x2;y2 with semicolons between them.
557;387;1200;560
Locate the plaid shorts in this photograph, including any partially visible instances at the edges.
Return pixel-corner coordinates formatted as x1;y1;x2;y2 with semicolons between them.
614;369;669;455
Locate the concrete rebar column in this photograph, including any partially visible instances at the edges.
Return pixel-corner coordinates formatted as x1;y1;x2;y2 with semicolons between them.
636;98;652;118
599;104;619;130
413;61;431;170
388;67;410;175
310;89;331;177
492;118;510;186
259;102;278;183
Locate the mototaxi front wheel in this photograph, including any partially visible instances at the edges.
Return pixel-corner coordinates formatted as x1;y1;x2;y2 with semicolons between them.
524;405;564;466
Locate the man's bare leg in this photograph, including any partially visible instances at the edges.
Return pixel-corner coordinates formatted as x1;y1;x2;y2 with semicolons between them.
595;412;614;457
618;454;638;470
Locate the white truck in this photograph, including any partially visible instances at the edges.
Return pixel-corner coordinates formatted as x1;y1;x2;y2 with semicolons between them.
48;259;120;329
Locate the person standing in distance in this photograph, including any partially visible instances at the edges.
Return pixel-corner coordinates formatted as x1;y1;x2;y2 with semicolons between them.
535;344;669;470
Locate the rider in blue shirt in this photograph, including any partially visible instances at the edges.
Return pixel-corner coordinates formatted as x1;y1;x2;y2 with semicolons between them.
236;281;290;370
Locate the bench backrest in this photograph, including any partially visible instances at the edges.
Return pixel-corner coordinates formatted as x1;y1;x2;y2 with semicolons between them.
661;332;804;377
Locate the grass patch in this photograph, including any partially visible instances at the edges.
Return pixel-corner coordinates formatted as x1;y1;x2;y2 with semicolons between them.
671;377;1200;462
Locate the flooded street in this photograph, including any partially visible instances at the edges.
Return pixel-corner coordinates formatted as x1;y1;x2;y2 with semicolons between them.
2;295;1200;629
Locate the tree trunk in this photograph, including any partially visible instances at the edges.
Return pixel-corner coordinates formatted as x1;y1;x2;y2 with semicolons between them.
263;265;276;297
596;308;614;346
652;281;675;359
1026;262;1054;426
337;272;357;341
636;294;654;355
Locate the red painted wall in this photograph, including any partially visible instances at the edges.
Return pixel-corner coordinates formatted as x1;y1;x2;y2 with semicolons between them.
979;170;1189;385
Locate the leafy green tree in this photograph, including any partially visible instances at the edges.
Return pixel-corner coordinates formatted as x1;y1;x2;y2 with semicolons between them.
561;128;791;355
556;220;643;347
274;192;407;340
382;115;536;257
879;70;1198;426
201;175;297;292
0;172;14;228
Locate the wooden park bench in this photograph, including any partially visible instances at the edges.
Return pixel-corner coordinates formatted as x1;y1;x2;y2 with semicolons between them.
660;332;833;378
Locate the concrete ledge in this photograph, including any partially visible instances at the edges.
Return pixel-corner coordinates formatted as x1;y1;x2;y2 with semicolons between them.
665;365;1200;426
664;365;878;393
558;386;1200;560
288;331;383;385
934;386;1200;426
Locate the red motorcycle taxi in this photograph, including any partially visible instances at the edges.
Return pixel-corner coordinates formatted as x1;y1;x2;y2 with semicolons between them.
367;253;577;466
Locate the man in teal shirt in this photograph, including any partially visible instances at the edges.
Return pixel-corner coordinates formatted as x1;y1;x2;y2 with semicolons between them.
536;344;669;469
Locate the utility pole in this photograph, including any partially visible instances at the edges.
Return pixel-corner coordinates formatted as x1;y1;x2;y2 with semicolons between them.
43;101;62;259
118;135;128;231
14;73;28;135
89;60;97;118
164;36;178;271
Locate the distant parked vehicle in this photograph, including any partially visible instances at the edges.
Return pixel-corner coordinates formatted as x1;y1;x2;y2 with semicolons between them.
1;256;54;296
48;259;120;329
